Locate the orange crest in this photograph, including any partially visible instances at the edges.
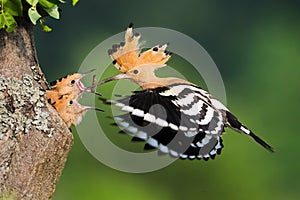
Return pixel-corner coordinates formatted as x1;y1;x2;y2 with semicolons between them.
108;24;172;72
49;73;84;95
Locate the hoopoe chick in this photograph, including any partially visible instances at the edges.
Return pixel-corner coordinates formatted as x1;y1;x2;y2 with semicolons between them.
46;71;103;127
98;24;274;161
47;69;101;100
49;94;103;127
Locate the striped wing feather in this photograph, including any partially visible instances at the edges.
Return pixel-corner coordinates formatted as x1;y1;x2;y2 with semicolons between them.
110;84;225;160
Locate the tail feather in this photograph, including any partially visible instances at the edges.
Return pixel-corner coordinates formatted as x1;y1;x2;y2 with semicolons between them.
226;111;274;152
248;130;274;152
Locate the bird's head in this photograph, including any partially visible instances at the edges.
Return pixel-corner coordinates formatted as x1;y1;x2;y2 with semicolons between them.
49;69;96;94
47;93;103;127
98;24;172;89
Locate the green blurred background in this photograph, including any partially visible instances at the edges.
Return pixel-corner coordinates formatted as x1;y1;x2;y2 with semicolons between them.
34;1;300;199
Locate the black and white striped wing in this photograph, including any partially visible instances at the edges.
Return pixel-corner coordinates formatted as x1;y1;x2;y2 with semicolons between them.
110;84;226;160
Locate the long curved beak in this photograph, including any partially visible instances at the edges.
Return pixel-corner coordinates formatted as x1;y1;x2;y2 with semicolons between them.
97;73;129;85
84;73;129;96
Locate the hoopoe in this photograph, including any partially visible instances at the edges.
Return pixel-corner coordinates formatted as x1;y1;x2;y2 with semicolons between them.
47;93;103;127
47;69;101;99
46;70;103;127
98;24;274;161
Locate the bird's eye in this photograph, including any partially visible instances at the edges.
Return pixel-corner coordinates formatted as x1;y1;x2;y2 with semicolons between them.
69;100;73;105
71;80;75;85
133;69;139;74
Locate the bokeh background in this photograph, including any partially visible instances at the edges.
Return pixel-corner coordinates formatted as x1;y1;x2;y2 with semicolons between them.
34;1;300;199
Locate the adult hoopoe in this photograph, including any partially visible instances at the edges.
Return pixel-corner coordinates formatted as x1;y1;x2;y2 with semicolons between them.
98;24;274;160
46;70;103;127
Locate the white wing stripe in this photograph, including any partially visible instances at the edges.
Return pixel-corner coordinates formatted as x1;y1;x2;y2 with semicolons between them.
197;106;214;125
132;109;144;117
147;138;158;148
136;131;147;140
144;113;156;123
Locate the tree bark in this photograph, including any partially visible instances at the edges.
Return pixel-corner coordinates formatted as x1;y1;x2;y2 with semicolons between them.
0;18;73;199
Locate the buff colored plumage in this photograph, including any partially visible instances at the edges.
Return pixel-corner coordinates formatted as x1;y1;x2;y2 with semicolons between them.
98;24;274;160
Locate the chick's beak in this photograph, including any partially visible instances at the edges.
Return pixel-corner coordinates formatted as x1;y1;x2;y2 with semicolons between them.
85;106;104;112
75;69;96;91
76;69;103;96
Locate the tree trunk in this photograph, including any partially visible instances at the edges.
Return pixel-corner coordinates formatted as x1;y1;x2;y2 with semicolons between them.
0;18;73;199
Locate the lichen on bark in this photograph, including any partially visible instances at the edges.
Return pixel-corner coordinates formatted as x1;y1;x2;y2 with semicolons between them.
0;73;54;140
0;17;74;200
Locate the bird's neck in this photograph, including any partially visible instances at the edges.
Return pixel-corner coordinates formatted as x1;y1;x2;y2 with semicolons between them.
138;76;193;90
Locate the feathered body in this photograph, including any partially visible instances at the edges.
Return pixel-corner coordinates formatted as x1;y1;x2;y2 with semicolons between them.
99;24;274;160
